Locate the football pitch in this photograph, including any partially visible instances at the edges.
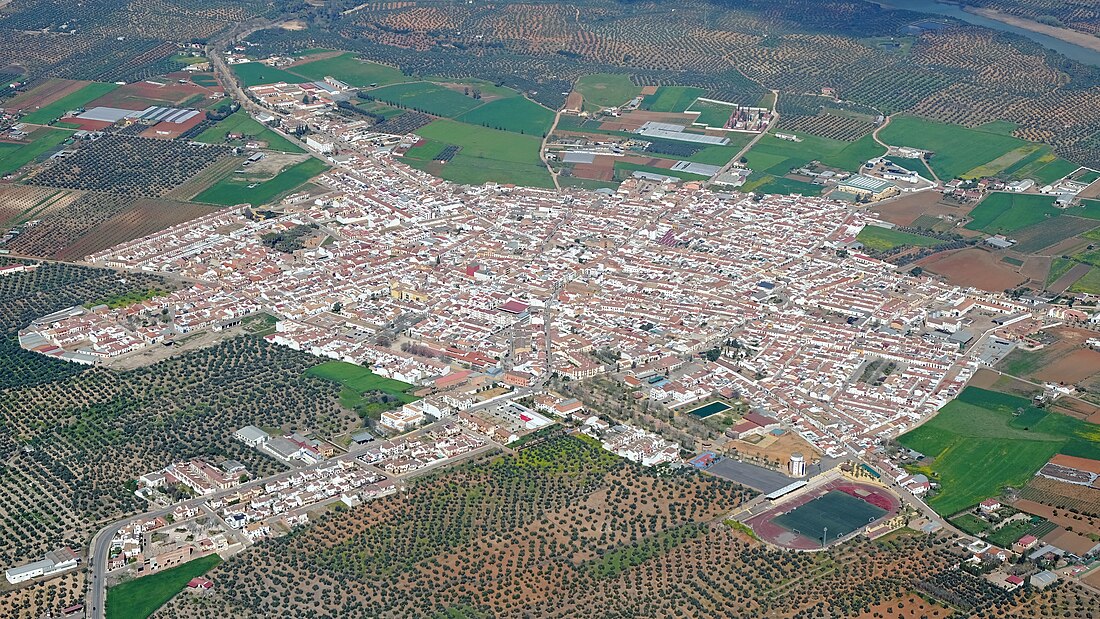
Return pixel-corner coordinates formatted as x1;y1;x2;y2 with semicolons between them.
772;490;887;543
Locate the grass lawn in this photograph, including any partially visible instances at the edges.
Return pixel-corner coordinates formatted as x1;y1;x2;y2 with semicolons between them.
20;82;119;124
878;116;1041;180
193;110;303;153
856;226;943;251
106;554;221;619
965;192;1059;234
406;119;553;188
194;158;327;206
743;133;885;174
898;386;1100;515
951;513;991;535
367;82;484;117
987;518;1041;547
0;127;73;176
642;86;706;113
574;73;640;108
231;62;304;87
288;53;407;87
456;97;554;136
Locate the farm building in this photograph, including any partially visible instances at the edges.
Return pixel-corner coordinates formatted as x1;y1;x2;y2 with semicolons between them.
636;121;729;146
835;175;899;201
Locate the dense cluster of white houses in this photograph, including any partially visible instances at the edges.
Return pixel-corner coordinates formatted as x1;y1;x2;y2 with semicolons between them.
19;140;1067;459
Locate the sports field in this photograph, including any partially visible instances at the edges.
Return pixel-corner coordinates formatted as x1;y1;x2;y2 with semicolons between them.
964;192;1059;234
193;110;304;153
288;53;406;87
742;133;884;175
231;62;303;87
194;158;327;206
687;401;732;418
642;86;706;113
456;97;554;136
772;490;887;544
0;127;73;176
898;386;1100;515
856;226;943;251
106;554;221;619
574;73;640;108
20;81;119;124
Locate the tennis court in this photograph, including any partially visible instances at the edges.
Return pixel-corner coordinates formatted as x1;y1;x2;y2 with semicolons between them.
772;490;887;544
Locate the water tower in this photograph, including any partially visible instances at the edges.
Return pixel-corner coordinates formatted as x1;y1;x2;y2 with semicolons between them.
789;452;807;477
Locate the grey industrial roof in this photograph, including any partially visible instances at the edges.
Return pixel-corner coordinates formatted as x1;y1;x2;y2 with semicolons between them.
76;105;200;124
561;151;597;164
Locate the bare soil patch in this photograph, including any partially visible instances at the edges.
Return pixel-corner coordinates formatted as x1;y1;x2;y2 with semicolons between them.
918;247;1027;291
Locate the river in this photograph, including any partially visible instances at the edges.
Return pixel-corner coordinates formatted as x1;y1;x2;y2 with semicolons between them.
870;0;1100;68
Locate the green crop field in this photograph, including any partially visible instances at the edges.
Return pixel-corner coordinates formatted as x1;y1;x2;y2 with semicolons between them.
368;82;484;117
20;82;119;124
106;554;221;619
686;98;738;128
743;133;884;175
194;158;328;206
288;53;407;87
193;110;304;153
740;173;823;196
878;116;1056;180
404;119;553;188
898;386;1100;515
307;360;417;418
574;73;640;109
964;192;1060;234
855;226;943;251
772;491;887;544
0;127;73;176
642;87;706;113
1069;267;1100;294
456;97;554;136
231;62;304;87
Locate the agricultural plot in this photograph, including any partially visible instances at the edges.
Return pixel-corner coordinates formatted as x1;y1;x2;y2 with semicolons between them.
742;133;884;175
288;53;406;87
26;136;232;197
231;62;303;87
456;97;554;136
193;110;304;153
404;119;553;188
366;82;484;118
573;73;641;109
739;174;822;197
855;226;944;252
6;193;219;260
641;86;705;113
877;116;1065;181
106;554;222;619
898;386;1100;515
685;98;744;129
613;161;708;182
193;158;328;206
19;81;119;124
0;127;74;177
964;192;1061;234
